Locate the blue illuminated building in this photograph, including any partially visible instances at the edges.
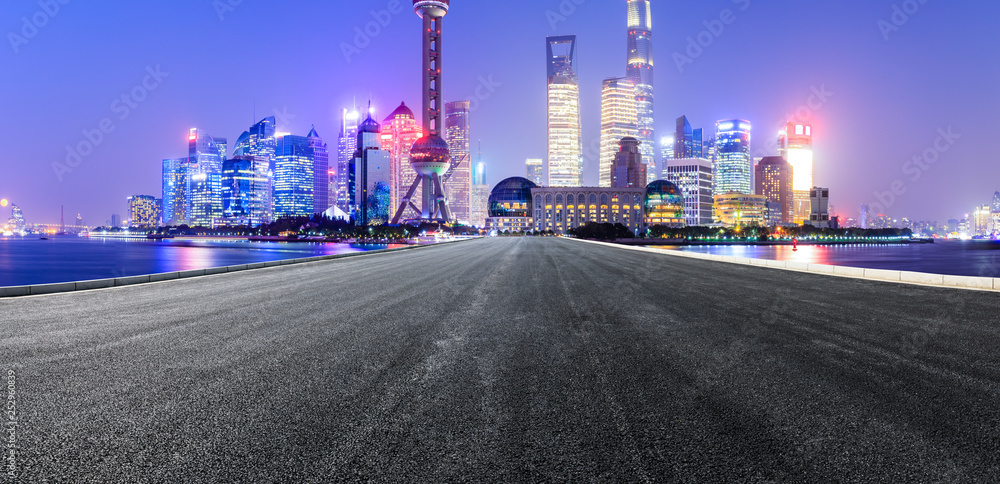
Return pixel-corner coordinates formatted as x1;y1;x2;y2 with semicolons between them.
274;135;316;218
714;119;752;195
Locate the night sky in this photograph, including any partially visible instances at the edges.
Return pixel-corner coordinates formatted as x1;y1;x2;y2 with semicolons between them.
2;0;997;226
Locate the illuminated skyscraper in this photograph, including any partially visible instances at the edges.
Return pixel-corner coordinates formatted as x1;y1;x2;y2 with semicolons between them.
161;156;191;226
127;195;161;228
337;108;360;212
233;116;276;160
754;156;794;225
352;114;392;225
665;158;714;226
186;129;227;227
221;156;272;226
659;136;674;177
673;117;710;161
546;35;583;187
381;102;422;220
778;122;814;224
626;0;655;179
307;126;329;214
610;137;645;188
273;135;315;218
714;120;752;195
444;100;472;223
233;116;276;223
470;153;489;228
600;77;638;187
525;158;544;186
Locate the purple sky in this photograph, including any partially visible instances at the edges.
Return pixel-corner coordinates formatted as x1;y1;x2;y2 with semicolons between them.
2;0;997;225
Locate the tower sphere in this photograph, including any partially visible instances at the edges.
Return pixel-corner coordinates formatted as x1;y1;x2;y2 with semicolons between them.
413;0;449;18
409;135;451;177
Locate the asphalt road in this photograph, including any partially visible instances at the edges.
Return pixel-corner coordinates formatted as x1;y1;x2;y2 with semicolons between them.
3;237;1000;482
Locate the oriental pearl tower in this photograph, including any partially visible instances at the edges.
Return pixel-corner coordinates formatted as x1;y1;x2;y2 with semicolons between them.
391;0;452;224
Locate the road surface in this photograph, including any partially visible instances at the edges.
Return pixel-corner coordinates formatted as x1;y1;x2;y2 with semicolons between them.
3;237;1000;482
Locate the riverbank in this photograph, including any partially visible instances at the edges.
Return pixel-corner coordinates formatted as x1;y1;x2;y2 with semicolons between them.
599;237;929;247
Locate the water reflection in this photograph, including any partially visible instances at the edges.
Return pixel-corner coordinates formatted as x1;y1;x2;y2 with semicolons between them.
652;240;994;277
0;236;397;287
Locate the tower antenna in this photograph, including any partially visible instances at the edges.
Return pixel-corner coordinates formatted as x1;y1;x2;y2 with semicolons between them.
391;1;453;224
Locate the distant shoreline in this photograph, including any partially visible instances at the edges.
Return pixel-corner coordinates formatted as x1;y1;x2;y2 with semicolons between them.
604;238;933;247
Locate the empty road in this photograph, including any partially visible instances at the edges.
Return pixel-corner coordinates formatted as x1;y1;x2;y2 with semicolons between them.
3;237;1000;482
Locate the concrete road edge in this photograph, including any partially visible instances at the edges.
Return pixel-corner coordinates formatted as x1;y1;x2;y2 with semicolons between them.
0;238;476;298
566;237;1000;293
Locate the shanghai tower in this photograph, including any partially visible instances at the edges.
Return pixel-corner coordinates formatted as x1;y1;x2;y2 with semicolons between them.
626;0;655;182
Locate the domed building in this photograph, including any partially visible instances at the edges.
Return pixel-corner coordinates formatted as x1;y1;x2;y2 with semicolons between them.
644;180;685;227
485;177;536;232
482;177;691;235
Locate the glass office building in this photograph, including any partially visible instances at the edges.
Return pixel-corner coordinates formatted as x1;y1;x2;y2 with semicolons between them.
600;77;639;187
185;129;227;227
221;156;272;226
307;126;329;215
274;135;315;218
161;157;190;226
444;100;472;224
546;36;583;187
714;120;752;195
626;0;655;182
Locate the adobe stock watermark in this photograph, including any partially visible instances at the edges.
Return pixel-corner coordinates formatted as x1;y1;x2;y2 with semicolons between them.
546;0;587;31
272;106;296;129
752;84;835;158
5;369;16;479
868;126;960;214
52;65;170;182
673;0;751;73
8;0;72;54
213;0;244;22
340;0;407;63
900;294;961;359
465;75;502;113
878;0;930;41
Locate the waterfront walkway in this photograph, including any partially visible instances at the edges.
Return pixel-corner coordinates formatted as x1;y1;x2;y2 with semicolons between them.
3;237;1000;481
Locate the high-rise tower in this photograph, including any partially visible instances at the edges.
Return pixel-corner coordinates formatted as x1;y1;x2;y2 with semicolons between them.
610;137;646;188
714;120;753;195
778;122;814;225
599;77;638;187
307;126;329;214
754;156;794;226
444;100;472;224
469;145;489;228
546;35;583;187
626;0;655;179
392;0;453;223
382;102;422;220
232;116;276;224
186;129;227;227
337;108;360;213
273;135;316;218
352;115;392;226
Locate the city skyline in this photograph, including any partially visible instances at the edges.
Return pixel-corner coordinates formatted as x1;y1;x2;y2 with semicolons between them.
1;1;998;225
